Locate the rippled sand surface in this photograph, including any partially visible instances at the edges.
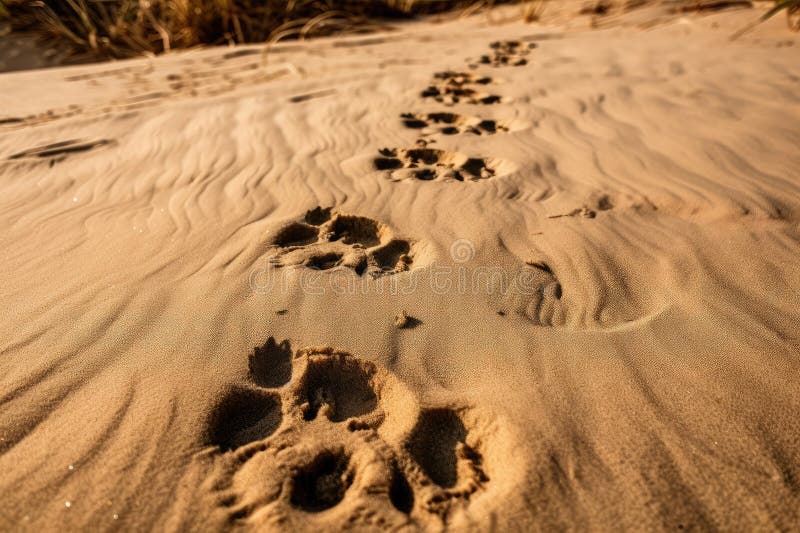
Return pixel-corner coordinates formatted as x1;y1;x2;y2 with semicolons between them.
1;4;799;531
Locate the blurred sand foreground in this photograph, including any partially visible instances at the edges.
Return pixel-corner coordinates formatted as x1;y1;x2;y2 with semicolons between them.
0;3;799;531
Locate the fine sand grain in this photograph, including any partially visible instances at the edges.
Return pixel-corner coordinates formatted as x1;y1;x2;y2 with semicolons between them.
1;3;799;531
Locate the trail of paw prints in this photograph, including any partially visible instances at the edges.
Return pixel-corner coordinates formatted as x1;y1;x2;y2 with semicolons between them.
201;340;507;529
266;207;415;277
374;147;516;182
468;40;537;68
370;40;530;184
420;71;505;106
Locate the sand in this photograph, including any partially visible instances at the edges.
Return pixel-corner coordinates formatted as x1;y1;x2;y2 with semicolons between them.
1;2;799;531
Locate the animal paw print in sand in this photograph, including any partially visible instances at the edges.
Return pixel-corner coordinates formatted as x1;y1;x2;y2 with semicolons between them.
374;147;516;182
503;260;565;327
400;112;510;136
267;207;414;277
471;40;537;68
204;341;501;529
420;71;504;106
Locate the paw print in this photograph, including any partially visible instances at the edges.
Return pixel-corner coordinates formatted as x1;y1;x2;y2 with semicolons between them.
400;112;514;136
267;208;415;277
374;147;517;183
201;339;506;529
420;71;505;106
471;40;537;68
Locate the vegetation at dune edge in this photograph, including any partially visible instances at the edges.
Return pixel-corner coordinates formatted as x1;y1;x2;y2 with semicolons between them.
761;0;800;27
2;0;524;58
1;0;798;58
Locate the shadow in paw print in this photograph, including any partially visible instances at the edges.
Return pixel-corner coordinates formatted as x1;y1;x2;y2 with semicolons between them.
404;149;440;165
209;387;282;452
304;206;332;226
327;215;381;247
249;337;293;388
306;252;343;270
290;449;353;512
374;157;403;170
389;463;414;514
301;357;378;422
407;408;469;488
462;158;492;177
371;239;411;271
272;222;319;247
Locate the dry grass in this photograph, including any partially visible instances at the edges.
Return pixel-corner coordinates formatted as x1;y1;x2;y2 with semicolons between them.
729;0;800;36
579;0;799;34
520;0;547;21
3;0;796;60
763;0;799;30
4;0;519;58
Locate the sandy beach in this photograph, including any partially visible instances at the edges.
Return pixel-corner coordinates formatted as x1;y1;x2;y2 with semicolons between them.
1;2;799;530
